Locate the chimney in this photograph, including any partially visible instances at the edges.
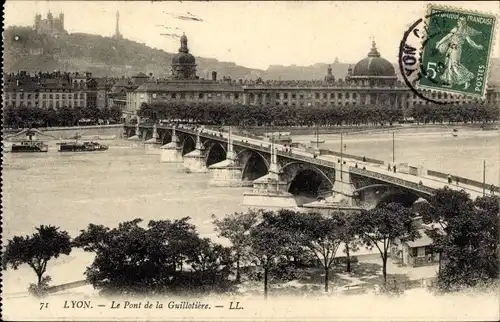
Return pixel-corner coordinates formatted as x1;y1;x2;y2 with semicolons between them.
212;71;217;81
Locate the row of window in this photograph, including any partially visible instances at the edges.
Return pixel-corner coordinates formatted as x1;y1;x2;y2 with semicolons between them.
248;92;360;100
152;92;241;100
149;92;366;101
5;93;86;100
267;101;362;107
8;101;87;108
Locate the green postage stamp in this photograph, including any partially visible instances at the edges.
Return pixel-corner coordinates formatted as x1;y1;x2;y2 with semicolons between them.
418;4;498;98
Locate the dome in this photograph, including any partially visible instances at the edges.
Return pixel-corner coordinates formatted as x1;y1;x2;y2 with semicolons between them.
171;33;196;65
352;40;396;77
172;52;196;65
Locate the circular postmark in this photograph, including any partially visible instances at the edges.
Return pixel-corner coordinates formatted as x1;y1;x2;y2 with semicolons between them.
398;11;456;104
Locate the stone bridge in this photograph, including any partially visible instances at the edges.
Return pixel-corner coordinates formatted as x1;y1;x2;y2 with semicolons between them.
124;122;482;211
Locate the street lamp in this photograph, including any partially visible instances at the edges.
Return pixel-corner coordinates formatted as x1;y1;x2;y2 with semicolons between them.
392;131;395;164
340;132;343;180
483;160;486;197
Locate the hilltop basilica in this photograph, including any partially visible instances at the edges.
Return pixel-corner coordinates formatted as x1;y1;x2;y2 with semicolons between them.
34;12;66;37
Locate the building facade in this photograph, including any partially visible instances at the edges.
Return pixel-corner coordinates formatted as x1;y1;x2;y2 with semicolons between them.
2;71;103;110
125;35;499;118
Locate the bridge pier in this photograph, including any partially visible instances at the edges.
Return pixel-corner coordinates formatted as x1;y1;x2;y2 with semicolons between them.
144;123;162;155
208;134;244;186
326;166;357;205
243;146;296;209
160;128;182;163
183;132;207;173
127;117;141;141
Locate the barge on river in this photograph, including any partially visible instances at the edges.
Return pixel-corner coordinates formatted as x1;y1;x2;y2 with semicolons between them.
11;140;49;153
57;141;108;152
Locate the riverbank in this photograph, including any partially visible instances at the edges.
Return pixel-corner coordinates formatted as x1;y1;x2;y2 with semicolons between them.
241;122;498;136
3;124;124;141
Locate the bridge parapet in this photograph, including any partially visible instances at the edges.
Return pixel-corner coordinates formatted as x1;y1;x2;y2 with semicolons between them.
278;151;337;168
349;167;436;195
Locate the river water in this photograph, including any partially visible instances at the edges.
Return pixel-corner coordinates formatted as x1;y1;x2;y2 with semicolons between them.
2;127;499;293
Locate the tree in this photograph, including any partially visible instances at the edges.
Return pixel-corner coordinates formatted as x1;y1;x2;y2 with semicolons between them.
2;225;72;295
73;217;232;295
3;105;18;127
336;212;360;273
424;189;499;292
109;105;123;122
212;210;259;283
351;202;420;283
247;211;296;299
422;187;475;273
266;210;345;292
186;238;233;291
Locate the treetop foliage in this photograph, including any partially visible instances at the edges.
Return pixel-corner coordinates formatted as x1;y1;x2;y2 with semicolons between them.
138;102;498;127
3;104;122;128
3;225;72;271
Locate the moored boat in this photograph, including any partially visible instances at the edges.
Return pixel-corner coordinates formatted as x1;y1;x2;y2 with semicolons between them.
11;140;49;153
57;141;108;152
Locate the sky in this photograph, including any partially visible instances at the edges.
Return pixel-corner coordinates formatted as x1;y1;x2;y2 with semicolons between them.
4;1;500;70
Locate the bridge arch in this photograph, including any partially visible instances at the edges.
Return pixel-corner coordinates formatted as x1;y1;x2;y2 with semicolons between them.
205;142;227;167
160;131;172;144
354;184;422;209
125;127;136;138
143;129;153;141
282;162;334;198
181;135;196;155
237;149;269;182
378;190;421;208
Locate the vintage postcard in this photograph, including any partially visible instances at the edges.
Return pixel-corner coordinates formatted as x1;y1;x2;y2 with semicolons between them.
2;1;500;321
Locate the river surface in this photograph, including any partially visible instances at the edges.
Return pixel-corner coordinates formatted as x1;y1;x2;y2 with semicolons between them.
2;127;499;293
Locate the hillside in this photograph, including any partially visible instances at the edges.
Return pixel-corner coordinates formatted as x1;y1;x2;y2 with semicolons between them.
3;26;263;79
3;26;499;85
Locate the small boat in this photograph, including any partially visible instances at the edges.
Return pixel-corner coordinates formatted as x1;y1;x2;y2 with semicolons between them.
452;128;458;132
57;141;109;152
11;140;49;153
452;133;458;137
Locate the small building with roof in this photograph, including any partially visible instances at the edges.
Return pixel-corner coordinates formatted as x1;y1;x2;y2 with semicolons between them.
390;216;442;268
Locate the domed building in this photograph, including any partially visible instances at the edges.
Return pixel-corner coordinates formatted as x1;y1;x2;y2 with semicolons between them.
171;33;197;80
120;34;499;118
342;39;400;107
347;39;397;87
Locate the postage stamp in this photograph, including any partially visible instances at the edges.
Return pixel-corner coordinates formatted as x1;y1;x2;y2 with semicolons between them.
417;4;498;99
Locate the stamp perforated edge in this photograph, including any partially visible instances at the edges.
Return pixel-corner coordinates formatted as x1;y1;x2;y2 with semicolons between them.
1;1;5;319
415;3;499;101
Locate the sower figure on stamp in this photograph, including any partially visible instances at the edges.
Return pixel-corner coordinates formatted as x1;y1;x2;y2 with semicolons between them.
436;16;483;90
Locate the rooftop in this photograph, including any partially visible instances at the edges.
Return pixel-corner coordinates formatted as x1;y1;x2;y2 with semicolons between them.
135;80;244;92
406;229;434;248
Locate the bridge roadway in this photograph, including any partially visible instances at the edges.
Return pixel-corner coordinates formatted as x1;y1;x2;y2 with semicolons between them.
171;125;486;199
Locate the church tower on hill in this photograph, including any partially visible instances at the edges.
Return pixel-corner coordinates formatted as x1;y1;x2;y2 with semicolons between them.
114;11;122;39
